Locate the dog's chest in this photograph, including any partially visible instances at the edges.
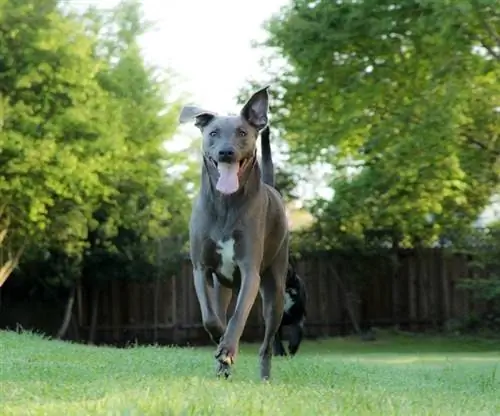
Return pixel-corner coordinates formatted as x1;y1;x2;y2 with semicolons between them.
201;237;237;282
284;288;297;313
215;238;236;280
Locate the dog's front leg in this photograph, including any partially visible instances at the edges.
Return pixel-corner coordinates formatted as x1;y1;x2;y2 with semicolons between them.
193;266;224;344
213;278;232;328
215;266;260;378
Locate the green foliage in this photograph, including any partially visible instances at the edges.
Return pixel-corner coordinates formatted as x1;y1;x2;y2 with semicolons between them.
275;168;299;203
0;0;122;255
258;0;500;247
0;0;193;288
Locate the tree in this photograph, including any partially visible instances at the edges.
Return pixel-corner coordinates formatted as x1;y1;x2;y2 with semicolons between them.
0;0;125;257
256;0;500;247
70;0;194;340
81;0;193;284
0;0;194;338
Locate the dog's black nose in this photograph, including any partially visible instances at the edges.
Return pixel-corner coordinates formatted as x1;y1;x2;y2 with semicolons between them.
218;149;235;163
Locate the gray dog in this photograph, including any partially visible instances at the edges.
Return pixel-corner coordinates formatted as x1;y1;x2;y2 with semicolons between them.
178;86;289;381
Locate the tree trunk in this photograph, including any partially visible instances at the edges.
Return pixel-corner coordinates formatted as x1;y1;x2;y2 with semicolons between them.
88;287;100;345
153;275;160;343
153;239;161;343
70;310;81;341
56;285;76;339
391;238;401;329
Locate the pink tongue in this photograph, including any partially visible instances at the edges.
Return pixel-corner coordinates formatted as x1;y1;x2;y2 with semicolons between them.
216;162;239;195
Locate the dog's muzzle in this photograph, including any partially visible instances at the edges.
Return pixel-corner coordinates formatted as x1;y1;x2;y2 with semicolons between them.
218;148;236;164
206;154;254;172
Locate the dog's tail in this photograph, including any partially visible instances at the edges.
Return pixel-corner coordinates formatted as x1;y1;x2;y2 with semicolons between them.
260;125;275;187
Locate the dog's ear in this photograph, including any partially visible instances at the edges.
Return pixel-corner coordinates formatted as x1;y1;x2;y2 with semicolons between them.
179;105;216;129
240;86;269;130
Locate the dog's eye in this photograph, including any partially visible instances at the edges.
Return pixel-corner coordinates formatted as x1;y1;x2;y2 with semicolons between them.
209;131;218;137
238;129;247;137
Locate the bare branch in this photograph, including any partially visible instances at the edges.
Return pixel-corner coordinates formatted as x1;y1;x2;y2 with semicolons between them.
463;134;500;158
334;161;367;170
477;35;500;60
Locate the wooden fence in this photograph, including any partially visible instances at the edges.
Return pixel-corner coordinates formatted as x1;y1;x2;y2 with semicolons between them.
67;248;484;346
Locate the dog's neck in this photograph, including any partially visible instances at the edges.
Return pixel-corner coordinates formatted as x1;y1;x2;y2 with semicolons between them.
200;155;262;214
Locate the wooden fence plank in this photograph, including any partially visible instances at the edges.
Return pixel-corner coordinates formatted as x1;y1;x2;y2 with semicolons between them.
408;255;418;330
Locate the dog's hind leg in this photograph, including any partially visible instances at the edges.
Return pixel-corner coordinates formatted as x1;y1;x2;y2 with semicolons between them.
272;325;287;356
193;267;225;344
288;320;304;356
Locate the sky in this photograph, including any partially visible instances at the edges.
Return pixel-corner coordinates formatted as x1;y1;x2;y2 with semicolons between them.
139;0;289;113
74;0;287;111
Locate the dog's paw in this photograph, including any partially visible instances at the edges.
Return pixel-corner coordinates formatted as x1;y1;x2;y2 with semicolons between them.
215;346;234;379
272;347;287;357
215;346;234;362
216;361;232;379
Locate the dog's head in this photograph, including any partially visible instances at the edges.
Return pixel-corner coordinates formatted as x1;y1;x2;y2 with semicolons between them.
179;86;270;195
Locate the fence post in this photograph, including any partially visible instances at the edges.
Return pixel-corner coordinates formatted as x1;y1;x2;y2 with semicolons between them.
153;238;162;343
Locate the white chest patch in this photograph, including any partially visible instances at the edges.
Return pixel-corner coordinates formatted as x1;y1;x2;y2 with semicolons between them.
216;238;236;280
284;292;295;313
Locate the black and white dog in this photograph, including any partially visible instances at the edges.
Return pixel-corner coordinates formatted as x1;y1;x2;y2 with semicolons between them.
273;262;307;356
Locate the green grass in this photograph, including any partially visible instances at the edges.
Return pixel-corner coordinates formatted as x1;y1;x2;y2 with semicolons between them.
1;331;499;415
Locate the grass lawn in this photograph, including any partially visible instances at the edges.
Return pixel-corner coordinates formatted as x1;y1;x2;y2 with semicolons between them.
0;331;499;415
